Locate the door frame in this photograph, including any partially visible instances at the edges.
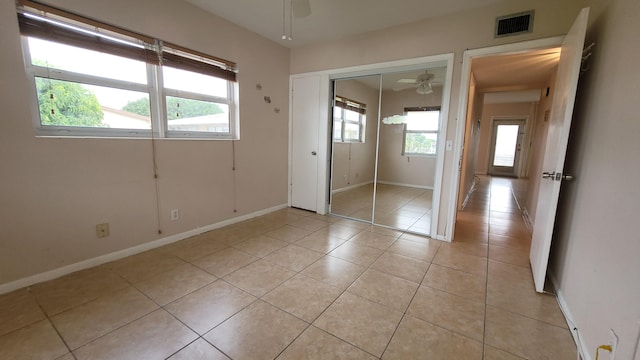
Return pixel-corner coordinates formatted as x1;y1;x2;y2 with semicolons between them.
289;53;454;240
448;36;564;241
487;117;527;177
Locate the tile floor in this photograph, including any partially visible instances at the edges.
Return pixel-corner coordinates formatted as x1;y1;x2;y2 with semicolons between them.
331;183;432;234
0;176;577;359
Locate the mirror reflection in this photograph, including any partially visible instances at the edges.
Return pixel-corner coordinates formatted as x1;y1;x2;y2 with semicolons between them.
373;67;446;235
329;66;447;236
329;75;380;222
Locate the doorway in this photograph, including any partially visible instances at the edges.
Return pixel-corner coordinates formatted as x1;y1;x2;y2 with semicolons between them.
451;7;588;293
448;36;564;240
488;119;526;177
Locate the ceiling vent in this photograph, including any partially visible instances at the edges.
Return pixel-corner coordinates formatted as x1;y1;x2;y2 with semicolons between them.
495;10;534;37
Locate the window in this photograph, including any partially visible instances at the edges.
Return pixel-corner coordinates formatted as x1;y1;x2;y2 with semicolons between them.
17;0;237;139
403;107;441;156
333;96;366;142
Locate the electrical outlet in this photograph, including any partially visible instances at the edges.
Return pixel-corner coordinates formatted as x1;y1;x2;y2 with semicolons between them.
170;208;179;221
96;223;109;238
609;329;618;360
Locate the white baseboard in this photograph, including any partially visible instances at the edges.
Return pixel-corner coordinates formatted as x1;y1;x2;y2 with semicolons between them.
376;181;433;190
460;178;478;210
548;273;591;360
522;208;533;234
435;234;449;242
0;203;288;295
331;181;373;194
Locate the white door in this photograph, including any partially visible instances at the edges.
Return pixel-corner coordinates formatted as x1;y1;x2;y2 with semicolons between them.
291;76;321;211
530;8;589;292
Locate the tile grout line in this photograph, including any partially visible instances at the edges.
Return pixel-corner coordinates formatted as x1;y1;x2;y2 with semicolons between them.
378;243;442;358
26;287;78;359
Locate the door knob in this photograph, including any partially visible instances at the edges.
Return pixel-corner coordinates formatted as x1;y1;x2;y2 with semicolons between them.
311;151;317;155
562;174;574;181
542;171;555;179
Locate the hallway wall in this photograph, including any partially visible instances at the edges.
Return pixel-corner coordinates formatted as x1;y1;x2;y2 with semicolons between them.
550;0;640;358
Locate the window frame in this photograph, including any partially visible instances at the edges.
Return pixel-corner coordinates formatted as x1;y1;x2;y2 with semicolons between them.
333;96;366;143
17;2;238;140
401;106;441;157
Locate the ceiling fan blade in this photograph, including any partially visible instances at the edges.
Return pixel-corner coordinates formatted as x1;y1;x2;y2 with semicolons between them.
292;0;311;18
392;83;418;91
396;79;418;84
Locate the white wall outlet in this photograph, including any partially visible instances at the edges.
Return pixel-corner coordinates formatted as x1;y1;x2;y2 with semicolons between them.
609;328;618;360
96;223;109;238
170;208;179;221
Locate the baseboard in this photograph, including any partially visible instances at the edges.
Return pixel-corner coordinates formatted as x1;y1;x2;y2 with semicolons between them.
460;177;478;210
331;181;373;194
0;203;288;295
548;273;591;360
522;208;533;234
376;181;433;190
435;234;449;242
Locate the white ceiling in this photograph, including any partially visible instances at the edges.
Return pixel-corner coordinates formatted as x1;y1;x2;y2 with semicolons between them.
182;0;561;93
183;0;506;48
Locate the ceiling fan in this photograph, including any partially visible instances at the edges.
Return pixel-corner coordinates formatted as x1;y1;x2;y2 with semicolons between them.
393;71;440;94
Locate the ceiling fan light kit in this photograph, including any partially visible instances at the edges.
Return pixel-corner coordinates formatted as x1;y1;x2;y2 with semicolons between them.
416;82;433;95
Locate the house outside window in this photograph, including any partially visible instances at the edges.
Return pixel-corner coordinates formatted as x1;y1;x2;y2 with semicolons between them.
333;96;366;142
402;106;441;156
17;1;237;139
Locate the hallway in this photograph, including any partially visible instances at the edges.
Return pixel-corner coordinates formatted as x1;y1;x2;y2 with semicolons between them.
452;175;575;358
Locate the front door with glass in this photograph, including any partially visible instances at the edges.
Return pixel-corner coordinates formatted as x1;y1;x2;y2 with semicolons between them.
488;119;525;177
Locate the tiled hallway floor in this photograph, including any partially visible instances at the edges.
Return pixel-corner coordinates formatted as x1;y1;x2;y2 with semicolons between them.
0;177;577;359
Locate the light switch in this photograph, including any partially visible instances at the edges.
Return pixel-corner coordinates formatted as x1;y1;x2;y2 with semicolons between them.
446;140;453;151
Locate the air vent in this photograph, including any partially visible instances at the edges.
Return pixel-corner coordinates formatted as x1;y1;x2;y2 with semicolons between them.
495;10;534;37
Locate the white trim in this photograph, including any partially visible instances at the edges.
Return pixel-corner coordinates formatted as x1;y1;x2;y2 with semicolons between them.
0;203;288;295
430;54;454;240
290;54;455;236
549;273;591;360
376;181;433;190
435;234;448;242
331;180;374;194
460;176;478;210
522;208;533;233
316;75;331;215
447;36;564;242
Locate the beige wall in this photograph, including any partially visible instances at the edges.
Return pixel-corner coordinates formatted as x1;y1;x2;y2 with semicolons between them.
0;0;290;286
523;70;557;224
476;102;536;175
377;87;443;187
332;78;379;190
457;74;483;208
291;0;585;237
550;0;640;358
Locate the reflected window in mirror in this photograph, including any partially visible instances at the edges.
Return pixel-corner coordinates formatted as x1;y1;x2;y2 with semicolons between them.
333;96;366;142
402;106;440;156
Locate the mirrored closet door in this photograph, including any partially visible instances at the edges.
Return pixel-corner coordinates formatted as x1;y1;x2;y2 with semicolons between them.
329;65;447;237
329;75;381;223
